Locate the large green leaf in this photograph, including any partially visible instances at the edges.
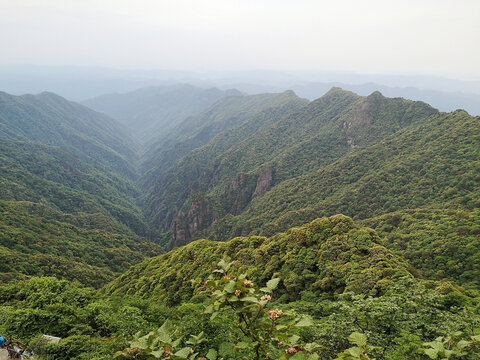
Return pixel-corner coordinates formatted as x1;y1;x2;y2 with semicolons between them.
219;342;235;356
206;348;218;360
157;321;173;343
174;347;192;359
224;281;236;293
424;348;439;359
348;332;367;347
266;278;280;291
295;316;313;327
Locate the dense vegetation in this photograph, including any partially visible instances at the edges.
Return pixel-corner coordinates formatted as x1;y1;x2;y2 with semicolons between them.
0;225;478;359
0;91;137;178
0;200;161;287
205;109;479;242
0;140;147;235
1;86;479;358
0;91;160;289
364;206;480;290
105;215;412;304
142;88;444;248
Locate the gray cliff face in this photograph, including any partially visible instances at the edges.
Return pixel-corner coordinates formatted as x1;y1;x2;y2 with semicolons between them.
254;166;273;196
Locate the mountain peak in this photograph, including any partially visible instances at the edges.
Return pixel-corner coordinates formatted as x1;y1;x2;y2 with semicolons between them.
310;87;359;106
282;89;297;97
33;91;72;106
224;88;243;97
318;87;359;101
367;90;385;99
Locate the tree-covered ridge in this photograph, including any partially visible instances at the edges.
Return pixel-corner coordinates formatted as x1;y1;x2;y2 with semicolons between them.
200;109;479;242
142;91;309;244
200;88;435;194
0;90;165;288
0;91;138;178
0;200;162;287
140;90;308;189
142;88;438;247
363;206;480;289
0;140;146;235
105;215;413;305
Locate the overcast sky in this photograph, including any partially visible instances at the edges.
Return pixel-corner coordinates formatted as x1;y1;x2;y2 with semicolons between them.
1;0;479;79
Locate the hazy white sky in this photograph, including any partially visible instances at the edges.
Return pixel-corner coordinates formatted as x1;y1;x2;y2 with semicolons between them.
1;0;479;78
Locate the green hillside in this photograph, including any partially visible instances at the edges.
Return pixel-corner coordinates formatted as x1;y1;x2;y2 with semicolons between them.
0;140;146;235
0;91;160;288
0;91;138;178
363;205;480;289
105;215;413;304
0;200;162;287
94;216;478;359
142;89;439;248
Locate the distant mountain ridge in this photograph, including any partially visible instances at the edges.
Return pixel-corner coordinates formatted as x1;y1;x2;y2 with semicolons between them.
290;82;480;116
82;84;242;142
2;65;480;99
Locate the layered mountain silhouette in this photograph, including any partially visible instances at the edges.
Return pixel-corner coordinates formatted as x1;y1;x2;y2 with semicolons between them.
83;84;242;142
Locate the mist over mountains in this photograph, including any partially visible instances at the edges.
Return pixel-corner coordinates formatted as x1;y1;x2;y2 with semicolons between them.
2;65;480;115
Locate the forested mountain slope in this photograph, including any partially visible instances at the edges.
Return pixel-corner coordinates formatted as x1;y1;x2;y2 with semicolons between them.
363;204;480;289
0;140;146;235
0;91;162;287
0;91;138;178
140;90;308;186
202;110;478;242
2;86;479;293
104;215;413;304
0;200;161;287
142;88;438;248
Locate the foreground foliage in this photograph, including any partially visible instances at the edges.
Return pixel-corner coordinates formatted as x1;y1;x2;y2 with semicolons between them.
1;254;479;359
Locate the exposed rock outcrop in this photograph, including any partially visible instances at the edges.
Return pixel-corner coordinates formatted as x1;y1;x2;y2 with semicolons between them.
171;193;215;248
254;166;273;196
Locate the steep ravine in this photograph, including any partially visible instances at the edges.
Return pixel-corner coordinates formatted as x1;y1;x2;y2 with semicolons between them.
125;88;449;250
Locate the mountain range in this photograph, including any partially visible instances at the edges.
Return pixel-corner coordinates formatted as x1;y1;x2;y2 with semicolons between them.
0;83;479;358
1;84;479;272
